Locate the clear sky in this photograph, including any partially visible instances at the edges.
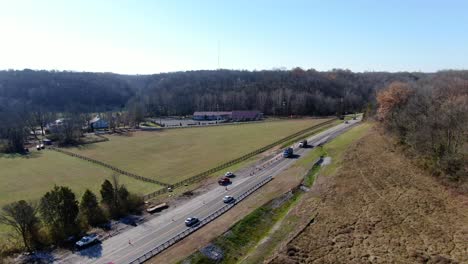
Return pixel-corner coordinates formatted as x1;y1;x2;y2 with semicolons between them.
0;0;467;74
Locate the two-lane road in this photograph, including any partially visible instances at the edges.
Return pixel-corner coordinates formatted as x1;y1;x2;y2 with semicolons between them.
57;118;361;264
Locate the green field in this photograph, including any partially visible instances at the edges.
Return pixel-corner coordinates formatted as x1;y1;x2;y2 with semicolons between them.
0;151;161;209
67;119;329;184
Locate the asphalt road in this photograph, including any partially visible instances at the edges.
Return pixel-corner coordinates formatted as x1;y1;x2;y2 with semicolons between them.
56;118;361;264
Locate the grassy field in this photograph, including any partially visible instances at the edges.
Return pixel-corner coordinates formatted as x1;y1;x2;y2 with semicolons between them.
0;150;162;209
67;119;330;184
0;150;162;240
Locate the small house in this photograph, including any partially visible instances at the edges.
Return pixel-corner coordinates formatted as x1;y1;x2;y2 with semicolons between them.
90;116;109;130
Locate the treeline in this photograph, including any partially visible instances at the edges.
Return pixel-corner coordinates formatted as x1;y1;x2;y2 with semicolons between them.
135;69;422;116
0;70;133;112
376;72;468;180
1;68;426;153
0;175;143;253
0;68;423;116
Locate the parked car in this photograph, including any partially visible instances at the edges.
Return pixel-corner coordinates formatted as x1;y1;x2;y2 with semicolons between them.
224;171;235;178
223;195;235;203
36;145;41;151
185;217;199;227
345;120;349;124
218;177;231;185
75;234;99;248
40;144;45;149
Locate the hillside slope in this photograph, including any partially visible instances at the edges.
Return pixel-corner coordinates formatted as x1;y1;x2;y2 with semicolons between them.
270;127;468;263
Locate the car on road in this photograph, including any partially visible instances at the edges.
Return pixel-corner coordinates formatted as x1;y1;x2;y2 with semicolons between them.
218;177;231;185
185;217;199;227
223;195;235;203
75;234;99;248
224;171;235;178
283;147;293;158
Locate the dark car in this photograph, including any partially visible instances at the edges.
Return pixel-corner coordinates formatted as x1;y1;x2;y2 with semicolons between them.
218;177;231;185
185;217;199;227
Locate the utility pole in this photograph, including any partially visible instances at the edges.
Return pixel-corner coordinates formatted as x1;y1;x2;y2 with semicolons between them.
217;40;221;70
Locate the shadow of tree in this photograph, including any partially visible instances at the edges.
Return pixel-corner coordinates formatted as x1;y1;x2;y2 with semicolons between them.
76;242;103;259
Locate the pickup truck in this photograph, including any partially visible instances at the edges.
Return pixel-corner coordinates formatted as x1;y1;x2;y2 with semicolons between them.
75;234;99;248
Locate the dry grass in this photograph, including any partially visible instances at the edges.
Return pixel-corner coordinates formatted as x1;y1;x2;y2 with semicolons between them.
270;126;468;264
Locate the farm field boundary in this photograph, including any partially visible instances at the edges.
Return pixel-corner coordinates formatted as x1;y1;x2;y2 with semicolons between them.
49;147;169;187
143;118;337;199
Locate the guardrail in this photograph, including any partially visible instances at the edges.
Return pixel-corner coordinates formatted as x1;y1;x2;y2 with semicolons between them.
143;118;337;199
129;176;274;264
48;147;170;187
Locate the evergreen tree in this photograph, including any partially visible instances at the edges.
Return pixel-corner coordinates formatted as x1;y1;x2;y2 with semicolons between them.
79;189;106;227
39;186;79;242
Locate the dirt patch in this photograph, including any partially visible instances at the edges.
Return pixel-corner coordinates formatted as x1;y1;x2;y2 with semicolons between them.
270;127;468;263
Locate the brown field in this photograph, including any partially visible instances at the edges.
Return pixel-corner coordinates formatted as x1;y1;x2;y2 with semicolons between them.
270;127;468;264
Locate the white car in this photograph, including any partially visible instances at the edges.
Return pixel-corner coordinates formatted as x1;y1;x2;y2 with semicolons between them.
224;172;234;178
223;195;235;203
75;234;99;248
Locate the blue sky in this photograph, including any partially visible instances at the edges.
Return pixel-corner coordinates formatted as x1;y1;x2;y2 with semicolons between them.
0;0;467;74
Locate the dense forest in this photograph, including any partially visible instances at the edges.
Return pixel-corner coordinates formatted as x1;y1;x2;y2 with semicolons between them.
0;68;424;116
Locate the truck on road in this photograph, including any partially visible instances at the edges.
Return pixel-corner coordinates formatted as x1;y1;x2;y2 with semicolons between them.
299;140;307;148
283;147;293;158
146;203;168;214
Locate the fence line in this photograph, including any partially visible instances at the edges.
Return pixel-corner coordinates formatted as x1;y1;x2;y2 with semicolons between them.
129;176;274;264
143;118;337;199
48;147;170;187
142;116;337;131
50;118;336;199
